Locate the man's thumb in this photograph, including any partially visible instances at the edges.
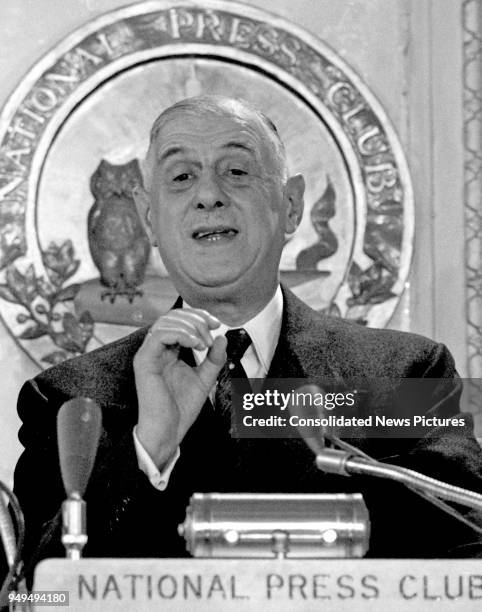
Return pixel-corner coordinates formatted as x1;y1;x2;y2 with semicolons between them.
197;335;227;384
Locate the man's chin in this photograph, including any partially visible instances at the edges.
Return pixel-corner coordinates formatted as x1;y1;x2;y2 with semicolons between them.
192;275;244;291
181;262;248;285
180;270;250;296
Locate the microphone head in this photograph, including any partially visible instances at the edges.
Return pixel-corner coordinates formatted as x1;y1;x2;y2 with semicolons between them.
57;397;102;497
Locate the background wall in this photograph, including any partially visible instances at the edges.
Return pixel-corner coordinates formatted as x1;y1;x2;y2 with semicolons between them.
0;0;479;486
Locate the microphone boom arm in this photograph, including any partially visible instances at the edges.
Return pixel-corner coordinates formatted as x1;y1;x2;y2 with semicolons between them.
316;448;482;512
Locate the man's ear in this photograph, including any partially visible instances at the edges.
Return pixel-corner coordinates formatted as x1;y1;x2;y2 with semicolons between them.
132;184;158;246
284;174;305;234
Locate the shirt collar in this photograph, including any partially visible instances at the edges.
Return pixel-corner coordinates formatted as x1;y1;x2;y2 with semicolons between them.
184;285;283;371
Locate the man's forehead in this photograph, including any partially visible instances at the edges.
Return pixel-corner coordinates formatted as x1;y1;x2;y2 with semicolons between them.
162;141;254;160
144;98;288;182
154;108;270;147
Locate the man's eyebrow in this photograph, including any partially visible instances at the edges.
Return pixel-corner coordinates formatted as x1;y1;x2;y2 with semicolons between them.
158;146;187;162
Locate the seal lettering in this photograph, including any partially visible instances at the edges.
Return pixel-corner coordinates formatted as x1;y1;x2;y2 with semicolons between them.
29;87;58;113
0;176;24;200
327;82;357;112
365;162;397;193
0;147;31;171
169;8;194;39
74;47;103;68
7;118;36;141
19;106;46;126
357;127;388;156
45;70;80;95
96;32;116;57
195;10;224;41
229;17;254;48
342;102;366;124
279;35;300;67
254;25;278;56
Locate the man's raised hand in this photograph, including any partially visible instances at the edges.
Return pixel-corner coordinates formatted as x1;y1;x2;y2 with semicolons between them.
133;308;227;469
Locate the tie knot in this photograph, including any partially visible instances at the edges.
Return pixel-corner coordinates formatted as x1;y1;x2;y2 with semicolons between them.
225;328;251;363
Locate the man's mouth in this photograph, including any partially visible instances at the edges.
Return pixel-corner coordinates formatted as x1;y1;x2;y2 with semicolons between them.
192;226;239;242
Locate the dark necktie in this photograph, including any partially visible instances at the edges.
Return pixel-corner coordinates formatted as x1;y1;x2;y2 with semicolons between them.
214;328;252;434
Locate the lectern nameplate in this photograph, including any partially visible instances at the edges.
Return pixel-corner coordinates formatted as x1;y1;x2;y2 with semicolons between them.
33;558;482;611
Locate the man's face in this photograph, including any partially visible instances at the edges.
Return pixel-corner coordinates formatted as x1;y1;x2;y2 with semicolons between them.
140;109;302;299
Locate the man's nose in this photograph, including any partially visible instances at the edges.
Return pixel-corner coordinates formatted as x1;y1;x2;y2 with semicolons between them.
193;173;228;211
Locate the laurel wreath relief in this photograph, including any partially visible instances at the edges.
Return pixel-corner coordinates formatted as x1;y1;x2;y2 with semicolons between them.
0;240;94;365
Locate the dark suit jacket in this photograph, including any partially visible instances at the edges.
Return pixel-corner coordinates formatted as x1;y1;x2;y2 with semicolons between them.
12;287;482;571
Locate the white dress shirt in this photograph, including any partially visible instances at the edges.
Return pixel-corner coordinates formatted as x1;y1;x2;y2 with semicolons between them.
133;286;283;490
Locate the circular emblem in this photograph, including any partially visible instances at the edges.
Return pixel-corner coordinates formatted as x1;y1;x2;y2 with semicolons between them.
0;0;413;368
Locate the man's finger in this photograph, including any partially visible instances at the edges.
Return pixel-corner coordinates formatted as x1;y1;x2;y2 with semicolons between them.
143;327;206;351
196;335;227;386
168;308;221;330
162;312;214;347
207;334;227;365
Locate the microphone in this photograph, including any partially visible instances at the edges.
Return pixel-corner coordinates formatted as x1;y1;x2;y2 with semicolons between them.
290;385;482;518
57;397;102;497
57;398;102;559
315;448;482;512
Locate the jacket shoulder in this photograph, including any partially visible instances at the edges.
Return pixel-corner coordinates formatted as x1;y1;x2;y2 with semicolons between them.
29;327;148;406
320;314;455;377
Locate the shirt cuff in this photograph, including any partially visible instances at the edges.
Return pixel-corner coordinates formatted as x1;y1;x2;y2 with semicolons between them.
132;426;180;491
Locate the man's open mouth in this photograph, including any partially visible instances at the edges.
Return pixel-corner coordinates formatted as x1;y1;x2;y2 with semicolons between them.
192;226;239;242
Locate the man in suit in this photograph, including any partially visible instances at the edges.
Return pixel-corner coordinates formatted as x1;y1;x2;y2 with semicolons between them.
13;96;482;570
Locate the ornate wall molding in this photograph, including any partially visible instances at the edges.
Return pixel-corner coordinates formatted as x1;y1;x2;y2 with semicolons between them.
462;0;482;409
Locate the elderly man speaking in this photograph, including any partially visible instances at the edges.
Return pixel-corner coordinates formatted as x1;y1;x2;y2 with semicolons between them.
13;96;482;568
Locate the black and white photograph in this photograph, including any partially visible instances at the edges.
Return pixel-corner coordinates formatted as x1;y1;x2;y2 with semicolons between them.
0;1;481;610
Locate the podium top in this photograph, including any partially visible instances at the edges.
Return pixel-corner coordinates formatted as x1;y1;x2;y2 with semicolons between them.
32;558;482;612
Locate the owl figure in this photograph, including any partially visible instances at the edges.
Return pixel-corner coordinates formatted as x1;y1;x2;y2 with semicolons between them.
88;159;151;304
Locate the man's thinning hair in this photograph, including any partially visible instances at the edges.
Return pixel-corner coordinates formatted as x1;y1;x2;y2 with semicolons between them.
142;95;289;188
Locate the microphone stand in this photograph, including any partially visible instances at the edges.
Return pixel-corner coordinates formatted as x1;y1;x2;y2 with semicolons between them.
315;447;482;512
61;493;87;560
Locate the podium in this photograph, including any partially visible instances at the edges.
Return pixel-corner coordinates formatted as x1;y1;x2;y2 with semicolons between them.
31;558;482;611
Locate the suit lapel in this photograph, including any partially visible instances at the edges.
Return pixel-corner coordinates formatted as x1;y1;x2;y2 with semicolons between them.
267;286;340;381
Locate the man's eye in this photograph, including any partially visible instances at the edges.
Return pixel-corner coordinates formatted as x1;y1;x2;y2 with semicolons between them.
173;172;191;182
